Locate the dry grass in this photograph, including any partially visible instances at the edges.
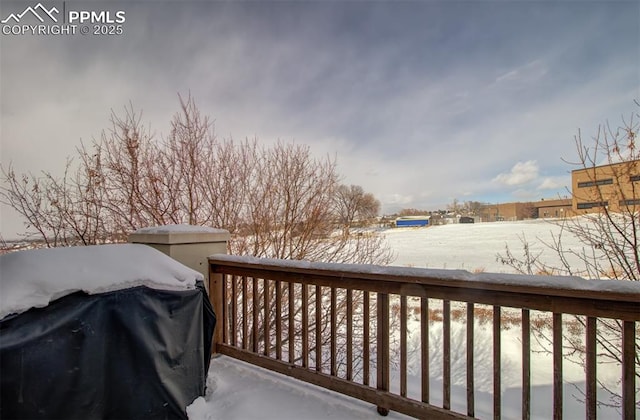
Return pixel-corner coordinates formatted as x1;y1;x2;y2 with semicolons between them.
405;305;585;333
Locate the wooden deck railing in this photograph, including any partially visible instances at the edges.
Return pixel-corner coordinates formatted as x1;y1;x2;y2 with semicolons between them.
208;254;639;419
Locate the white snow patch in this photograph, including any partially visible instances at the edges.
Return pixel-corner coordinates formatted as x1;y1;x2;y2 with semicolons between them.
0;243;202;319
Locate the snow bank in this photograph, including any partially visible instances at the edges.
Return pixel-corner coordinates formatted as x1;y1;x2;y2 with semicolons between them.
0;244;203;319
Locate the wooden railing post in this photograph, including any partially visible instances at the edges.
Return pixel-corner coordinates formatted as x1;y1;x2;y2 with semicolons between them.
210;265;224;353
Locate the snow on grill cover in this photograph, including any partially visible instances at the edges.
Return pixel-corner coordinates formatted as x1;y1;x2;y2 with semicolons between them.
0;244;216;419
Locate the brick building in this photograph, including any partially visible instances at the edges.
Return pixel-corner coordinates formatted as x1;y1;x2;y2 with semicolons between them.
477;159;639;221
533;198;573;218
479;199;572;222
571;159;640;213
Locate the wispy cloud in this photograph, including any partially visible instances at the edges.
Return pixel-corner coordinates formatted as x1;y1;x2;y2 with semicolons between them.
493;59;548;86
537;177;567;191
493;161;540;186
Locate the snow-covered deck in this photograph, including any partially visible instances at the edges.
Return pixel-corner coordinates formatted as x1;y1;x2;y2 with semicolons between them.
188;356;411;420
188;355;625;420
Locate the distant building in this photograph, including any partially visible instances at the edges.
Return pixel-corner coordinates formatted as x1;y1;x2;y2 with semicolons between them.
479;199;572;222
479;202;536;222
534;198;572;218
571;159;640;213
395;216;430;227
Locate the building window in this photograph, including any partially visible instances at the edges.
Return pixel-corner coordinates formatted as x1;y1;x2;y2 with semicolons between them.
577;201;608;209
630;175;640;182
620;199;640;206
577;178;613;188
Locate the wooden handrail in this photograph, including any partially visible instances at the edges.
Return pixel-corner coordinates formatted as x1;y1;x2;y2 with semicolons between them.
208;254;639;419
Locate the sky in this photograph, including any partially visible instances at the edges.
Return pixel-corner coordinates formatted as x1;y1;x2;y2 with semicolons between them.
1;0;639;238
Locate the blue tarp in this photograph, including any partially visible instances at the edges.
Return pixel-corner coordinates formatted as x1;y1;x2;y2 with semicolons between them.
396;219;429;227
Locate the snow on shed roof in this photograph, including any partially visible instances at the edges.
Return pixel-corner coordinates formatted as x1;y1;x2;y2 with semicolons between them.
0;244;202;319
395;215;430;220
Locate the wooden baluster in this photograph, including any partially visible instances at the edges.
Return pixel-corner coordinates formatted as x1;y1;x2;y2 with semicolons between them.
302;284;309;368
330;287;337;376
252;277;259;353
553;313;563;420
275;280;282;360
288;281;295;363
315;285;322;372
421;297;429;404
376;292;390;416
231;276;237;347
467;302;475;418
522;309;531;420
264;279;270;357
443;299;451;410
400;295;407;398
363;292;370;386
622;320;636;420
493;305;501;420
242;276;248;350
346;289;353;381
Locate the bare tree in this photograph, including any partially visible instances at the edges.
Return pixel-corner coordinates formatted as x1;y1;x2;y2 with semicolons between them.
1;155;112;247
398;208;429;216
447;198;461;214
497;105;640;409
463;200;485;217
334;184;381;235
1;94;392;265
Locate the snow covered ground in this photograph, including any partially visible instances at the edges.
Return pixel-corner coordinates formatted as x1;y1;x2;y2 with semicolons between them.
188;219;633;419
385;218;586;273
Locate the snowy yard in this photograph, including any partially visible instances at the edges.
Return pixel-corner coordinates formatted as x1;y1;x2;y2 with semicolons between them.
188;219;637;419
385;218;586;273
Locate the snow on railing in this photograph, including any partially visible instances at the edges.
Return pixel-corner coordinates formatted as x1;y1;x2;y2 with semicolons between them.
208;254;639;419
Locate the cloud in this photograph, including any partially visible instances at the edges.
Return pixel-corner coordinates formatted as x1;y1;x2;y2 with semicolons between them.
493;161;539;186
493;59;548;86
537;177;566;190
